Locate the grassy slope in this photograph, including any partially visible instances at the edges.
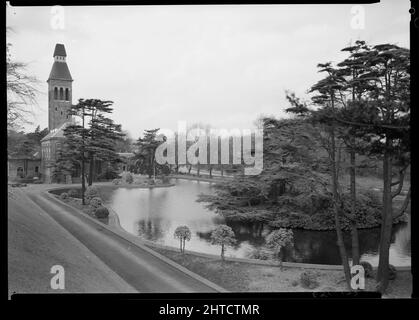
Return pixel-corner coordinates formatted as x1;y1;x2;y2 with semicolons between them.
8;187;136;296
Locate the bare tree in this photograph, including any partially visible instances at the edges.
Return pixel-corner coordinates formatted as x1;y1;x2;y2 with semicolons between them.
6;35;40;129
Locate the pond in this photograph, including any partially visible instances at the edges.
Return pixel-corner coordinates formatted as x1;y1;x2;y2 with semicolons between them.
106;179;411;266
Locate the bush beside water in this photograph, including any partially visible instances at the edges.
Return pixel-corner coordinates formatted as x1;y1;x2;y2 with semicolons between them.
85;186;100;204
112;178;121;185
360;261;374;278
60;192;68;200
300;270;319;289
68;189;79;198
250;248;273;260
121;172;133;184
89;196;102;208
388;264;397;280
94;206;109;218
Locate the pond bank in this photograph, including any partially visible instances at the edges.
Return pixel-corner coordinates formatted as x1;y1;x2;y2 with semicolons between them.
169;173;233;183
170;174;409;231
105;202;410;271
49;186;411;297
48;180;411;267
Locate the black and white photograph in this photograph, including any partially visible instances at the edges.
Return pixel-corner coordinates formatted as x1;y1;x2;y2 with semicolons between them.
6;0;415;305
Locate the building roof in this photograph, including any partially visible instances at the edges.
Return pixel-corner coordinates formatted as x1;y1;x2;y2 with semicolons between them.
41;122;70;142
53;44;67;57
8;151;41;161
48;61;73;81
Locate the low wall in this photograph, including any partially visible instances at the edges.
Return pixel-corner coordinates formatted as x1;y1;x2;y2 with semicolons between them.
170;174;232;183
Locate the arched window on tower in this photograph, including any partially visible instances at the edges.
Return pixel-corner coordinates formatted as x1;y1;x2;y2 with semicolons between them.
59;88;64;100
54;87;58;99
65;88;69;101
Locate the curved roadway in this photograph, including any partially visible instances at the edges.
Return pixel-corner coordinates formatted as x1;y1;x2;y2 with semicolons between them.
24;186;224;293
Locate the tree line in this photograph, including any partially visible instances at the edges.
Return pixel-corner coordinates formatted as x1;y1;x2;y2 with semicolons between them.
199;40;410;293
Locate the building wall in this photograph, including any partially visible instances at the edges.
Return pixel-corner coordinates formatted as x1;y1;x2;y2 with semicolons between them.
41;137;65;183
8;159;41;180
48;79;72;131
117;158;133;173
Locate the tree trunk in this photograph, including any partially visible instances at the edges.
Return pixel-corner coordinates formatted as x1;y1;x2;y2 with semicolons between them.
350;148;360;266
376;148;393;293
221;244;225;261
89;109;95;187
179;239;182;253
148;154;153;179
350;224;360;266
81;164;86;205
336;144;342;178
330;126;352;290
81;105;86;205
183;239;186;253
88;155;94;186
259;223;264;236
279;249;284;271
220;166;224;176
209;166;212;178
197;164;200;177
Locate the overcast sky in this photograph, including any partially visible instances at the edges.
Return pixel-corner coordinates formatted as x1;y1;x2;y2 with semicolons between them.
6;1;410;138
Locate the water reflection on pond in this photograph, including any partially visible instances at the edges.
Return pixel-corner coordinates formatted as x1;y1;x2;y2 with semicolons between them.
107;179;411;266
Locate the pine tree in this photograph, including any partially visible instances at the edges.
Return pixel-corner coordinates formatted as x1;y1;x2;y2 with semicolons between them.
56;99;124;201
337;44;410;293
135;128;162;179
334;40;372;266
309;61;352;290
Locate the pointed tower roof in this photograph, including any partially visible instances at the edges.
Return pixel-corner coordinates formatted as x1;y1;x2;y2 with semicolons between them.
53;43;67;57
48;44;73;81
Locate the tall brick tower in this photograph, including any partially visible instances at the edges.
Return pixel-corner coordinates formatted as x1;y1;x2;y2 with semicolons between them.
47;43;73;131
41;44;74;183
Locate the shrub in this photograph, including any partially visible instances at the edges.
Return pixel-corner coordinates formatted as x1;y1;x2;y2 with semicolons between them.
210;225;236;260
300;270;319;289
174;226;192;253
89;196;102;208
121;172;134;184
112;178;121;185
97;169;119;180
360;261;374;278
94;206;109;219
265;228;293;268
84;206;96;217
250;248;273;260
68;189;78;198
60;192;69;200
388;264;397;280
85;186;100;203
